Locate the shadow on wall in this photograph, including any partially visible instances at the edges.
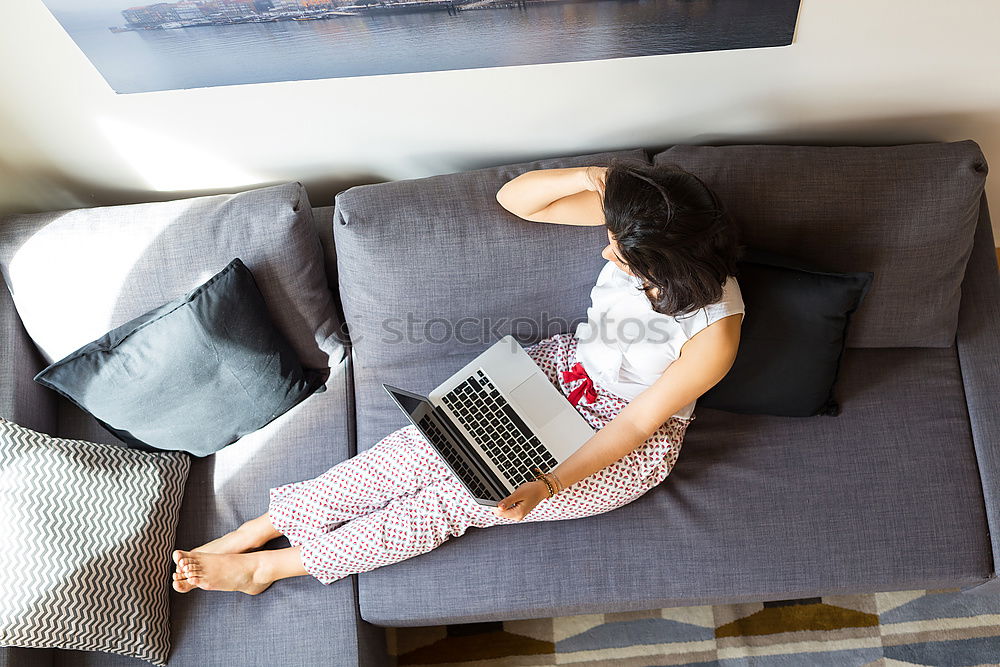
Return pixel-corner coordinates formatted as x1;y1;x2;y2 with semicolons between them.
387;140;647;179
0;156;103;219
640;108;998;156
0;103;387;217
394;108;996;191
8;105;997;217
0;103;149;216
0;168;385;218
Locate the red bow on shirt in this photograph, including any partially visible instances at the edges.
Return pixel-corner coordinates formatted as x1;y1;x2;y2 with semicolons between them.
561;362;598;407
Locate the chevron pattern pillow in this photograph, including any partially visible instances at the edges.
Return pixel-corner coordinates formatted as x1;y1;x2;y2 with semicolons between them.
0;417;190;666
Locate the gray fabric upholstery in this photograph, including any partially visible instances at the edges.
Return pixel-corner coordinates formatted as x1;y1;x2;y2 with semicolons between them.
312;205;358;458
0;279;56;435
0;648;53;667
954;194;1000;595
652;140;989;349
313;205;350;347
50;354;387;667
332;149;650;452
356;345;992;625
0;280;71;667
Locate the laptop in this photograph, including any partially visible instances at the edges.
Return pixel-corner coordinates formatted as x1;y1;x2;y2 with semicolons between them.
383;334;595;506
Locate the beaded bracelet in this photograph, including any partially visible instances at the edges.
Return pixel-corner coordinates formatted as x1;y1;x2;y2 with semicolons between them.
532;467;554;496
532;467;564;497
548;470;565;493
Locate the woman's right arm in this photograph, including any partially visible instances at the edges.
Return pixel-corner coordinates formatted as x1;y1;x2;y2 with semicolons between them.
496;167;607;226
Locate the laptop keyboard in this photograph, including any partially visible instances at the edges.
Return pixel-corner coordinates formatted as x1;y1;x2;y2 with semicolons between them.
441;370;558;485
417;415;492;499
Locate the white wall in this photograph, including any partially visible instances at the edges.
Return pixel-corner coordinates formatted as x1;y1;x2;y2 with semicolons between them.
1;0;998;242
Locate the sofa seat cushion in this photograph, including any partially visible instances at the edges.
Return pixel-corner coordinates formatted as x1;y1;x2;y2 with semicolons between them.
355;346;991;625
332;149;649;452
51;355;385;667
652;140;988;348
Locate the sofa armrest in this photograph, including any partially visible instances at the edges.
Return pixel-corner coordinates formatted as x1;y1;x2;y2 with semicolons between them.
0;278;57;435
956;192;1000;593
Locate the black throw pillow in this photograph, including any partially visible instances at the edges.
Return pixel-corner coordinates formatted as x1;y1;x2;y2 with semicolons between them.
697;246;874;418
34;258;327;457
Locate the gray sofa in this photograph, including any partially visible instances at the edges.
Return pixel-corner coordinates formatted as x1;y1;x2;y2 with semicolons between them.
2;139;998;666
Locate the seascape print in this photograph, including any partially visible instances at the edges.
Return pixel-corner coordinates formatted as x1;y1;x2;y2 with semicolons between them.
42;0;800;93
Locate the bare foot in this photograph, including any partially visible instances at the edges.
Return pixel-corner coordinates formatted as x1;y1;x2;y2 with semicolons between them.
172;514;281;593
174;550;272;596
172;549;200;593
171;568;194;593
194;514;281;555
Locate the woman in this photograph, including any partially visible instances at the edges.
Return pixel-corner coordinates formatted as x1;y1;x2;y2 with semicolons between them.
171;159;744;595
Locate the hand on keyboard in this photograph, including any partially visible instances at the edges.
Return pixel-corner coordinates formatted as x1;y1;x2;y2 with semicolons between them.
442;370;558;486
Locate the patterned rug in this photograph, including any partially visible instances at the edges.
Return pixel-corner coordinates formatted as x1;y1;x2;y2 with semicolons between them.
385;587;1000;666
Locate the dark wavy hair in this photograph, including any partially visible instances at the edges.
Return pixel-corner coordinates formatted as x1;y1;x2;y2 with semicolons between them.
601;158;742;318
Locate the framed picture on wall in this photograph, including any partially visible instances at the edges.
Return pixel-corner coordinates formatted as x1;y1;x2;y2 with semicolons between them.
42;0;800;94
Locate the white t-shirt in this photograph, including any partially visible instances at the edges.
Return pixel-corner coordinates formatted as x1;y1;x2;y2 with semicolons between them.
573;261;746;420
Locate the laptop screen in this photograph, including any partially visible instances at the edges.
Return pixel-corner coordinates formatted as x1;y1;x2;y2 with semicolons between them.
383;385;505;502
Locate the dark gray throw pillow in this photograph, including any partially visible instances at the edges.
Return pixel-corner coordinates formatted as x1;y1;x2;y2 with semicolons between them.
34;258;327;456
697;246;874;418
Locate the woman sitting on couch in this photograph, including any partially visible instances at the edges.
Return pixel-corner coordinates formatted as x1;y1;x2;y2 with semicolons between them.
171;160;745;595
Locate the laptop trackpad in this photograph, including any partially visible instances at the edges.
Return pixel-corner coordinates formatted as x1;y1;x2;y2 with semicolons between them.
509;374;560;429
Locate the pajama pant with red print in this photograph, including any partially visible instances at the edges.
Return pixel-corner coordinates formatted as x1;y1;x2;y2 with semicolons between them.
267;332;694;585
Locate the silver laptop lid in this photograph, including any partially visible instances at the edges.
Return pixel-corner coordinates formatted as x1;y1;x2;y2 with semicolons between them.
429;336;594;465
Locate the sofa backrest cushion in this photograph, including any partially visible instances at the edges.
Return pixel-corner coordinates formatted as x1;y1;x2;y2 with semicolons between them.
0;182;344;370
652;140;989;348
332;149;648;449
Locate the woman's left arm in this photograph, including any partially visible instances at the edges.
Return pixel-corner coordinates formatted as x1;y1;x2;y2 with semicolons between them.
496;167;607;226
493;314;742;520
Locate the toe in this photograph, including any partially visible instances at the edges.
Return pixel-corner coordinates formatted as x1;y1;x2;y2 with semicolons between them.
171;550;183;565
